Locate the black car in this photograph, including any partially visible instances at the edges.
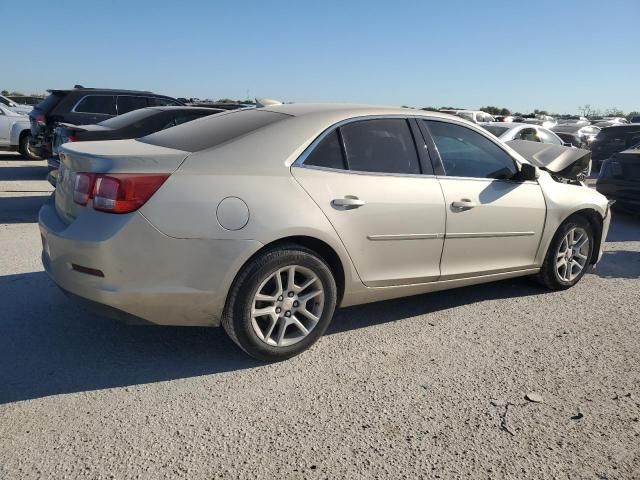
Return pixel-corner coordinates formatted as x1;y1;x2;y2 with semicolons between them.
29;86;184;157
596;146;640;213
590;124;640;170
47;106;221;172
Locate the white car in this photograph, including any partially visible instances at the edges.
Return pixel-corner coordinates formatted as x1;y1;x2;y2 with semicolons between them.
440;109;496;123
481;122;567;145
0;94;32;115
0;104;40;159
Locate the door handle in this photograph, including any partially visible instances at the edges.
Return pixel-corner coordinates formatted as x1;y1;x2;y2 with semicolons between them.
331;195;365;209
451;199;477;210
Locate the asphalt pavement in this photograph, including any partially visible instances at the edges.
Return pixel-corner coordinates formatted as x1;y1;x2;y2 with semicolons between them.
0;152;639;479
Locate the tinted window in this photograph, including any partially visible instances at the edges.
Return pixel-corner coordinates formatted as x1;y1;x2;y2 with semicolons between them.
74;95;116;115
425;120;517;179
304;130;346;170
117;96;149;114
341;119;420;174
148;97;182;107
34;92;65;113
173;113;208;125
140;109;288;152
481;125;510;137
0;97;10;106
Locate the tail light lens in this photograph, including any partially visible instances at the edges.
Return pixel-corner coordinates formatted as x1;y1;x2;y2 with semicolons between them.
73;173;169;213
33;113;46;125
67;134;77;142
73;173;96;205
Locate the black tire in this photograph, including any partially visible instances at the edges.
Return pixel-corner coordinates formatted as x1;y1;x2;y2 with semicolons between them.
222;244;337;361
19;133;42;161
536;215;594;290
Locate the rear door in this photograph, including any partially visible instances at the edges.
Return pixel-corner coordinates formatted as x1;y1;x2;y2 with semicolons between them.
421;119;546;279
68;95;117;124
292;117;446;287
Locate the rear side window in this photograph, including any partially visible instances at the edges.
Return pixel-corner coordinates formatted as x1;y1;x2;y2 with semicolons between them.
425;120;517;179
117;96;149;114
341;119;420;174
304;130;346;170
537;129;562;145
74;95;116;115
140;109;289;152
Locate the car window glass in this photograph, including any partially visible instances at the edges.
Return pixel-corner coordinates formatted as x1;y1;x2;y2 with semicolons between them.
117;96;149;114
518;128;541;142
425;120;517;180
74;95;117;115
304;130;346;170
537;129;562;145
340;119;420;174
0;97;9;106
148;97;181;107
173;114;205;126
99;108;156;128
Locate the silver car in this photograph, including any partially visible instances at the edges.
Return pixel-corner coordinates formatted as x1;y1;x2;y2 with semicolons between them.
39;105;611;360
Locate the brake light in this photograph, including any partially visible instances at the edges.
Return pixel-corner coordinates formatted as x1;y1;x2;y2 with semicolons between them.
92;174;169;213
73;173;96;205
33;113;46;125
67;134;77;142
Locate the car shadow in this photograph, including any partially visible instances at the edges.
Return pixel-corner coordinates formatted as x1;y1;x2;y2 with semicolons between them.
1;271;548;404
0;195;51;224
0;271;260;404
606;211;640;242
328;277;546;334
592;250;640;279
0;165;49;182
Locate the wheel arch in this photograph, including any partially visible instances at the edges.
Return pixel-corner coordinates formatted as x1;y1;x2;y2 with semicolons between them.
562;208;604;265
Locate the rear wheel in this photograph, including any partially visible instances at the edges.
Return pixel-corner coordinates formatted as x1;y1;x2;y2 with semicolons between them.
19;133;41;161
536;216;594;290
223;245;337;361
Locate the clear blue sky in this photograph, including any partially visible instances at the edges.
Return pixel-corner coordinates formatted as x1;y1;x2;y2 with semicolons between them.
3;0;639;114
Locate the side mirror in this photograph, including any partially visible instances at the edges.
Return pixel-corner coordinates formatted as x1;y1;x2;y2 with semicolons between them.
517;163;538;181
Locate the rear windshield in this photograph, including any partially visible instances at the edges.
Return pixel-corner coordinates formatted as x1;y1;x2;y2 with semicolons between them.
35;92;65;113
99;108;157;128
481;125;510;137
139;109;290;152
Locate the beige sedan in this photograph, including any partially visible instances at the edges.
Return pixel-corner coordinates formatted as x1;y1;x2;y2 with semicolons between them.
39;104;611;360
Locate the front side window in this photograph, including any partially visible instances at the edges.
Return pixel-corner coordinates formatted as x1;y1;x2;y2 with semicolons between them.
340;119;420;174
74;95;117;115
148;97;181;107
425;120;518;180
117;96;149;114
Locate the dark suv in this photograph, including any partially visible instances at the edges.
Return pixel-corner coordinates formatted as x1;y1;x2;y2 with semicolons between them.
29;87;184;157
590;124;640;170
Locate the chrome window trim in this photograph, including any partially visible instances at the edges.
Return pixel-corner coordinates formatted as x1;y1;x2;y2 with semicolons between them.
293;163;437;179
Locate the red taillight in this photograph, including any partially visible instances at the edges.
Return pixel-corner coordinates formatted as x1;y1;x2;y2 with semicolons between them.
34;113;46;125
67;134;77;142
92;174;169;213
73;173;96;205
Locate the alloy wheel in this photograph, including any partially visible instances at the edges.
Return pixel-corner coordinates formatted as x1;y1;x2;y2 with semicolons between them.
251;265;325;347
555;227;590;282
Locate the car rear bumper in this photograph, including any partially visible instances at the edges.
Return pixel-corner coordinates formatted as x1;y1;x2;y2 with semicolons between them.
39;197;262;327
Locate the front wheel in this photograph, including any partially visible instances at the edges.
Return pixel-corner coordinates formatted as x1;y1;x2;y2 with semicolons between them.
536;216;594;290
19;133;42;161
223;245;337;361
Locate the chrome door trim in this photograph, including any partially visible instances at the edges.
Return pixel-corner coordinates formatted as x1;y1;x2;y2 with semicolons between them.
367;233;444;241
445;231;535;239
292;163;437;179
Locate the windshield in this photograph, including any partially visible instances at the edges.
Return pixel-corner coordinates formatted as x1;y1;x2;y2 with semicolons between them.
98;108;157;128
481;125;510;137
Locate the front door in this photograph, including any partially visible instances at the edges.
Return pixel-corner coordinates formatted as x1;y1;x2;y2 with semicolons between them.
422;119;546;279
292;118;446;287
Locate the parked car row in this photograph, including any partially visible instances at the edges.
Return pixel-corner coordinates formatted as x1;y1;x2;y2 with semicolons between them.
28;86;185;159
0;104;39;159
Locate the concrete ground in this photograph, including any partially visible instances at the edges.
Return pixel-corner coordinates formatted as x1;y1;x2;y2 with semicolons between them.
0;152;638;479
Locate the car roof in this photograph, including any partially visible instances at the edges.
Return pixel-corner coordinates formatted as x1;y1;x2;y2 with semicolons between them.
261;103;459;121
47;87;169;96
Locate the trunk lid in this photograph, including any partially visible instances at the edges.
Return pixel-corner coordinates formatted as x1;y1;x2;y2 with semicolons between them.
55;139;189;224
